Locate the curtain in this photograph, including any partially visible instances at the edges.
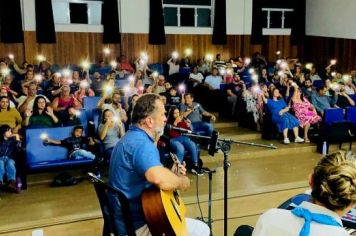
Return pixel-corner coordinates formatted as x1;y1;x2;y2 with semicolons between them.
0;0;24;43
290;0;306;45
149;0;166;45
251;0;264;44
35;0;56;43
251;0;306;45
102;0;121;44
212;0;227;45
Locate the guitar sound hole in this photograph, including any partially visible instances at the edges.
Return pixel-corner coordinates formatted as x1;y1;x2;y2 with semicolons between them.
173;191;180;205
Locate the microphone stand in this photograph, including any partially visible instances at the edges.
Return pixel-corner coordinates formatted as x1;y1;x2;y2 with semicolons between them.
183;132;276;236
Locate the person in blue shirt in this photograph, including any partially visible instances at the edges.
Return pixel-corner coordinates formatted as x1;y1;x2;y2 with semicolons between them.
108;93;210;236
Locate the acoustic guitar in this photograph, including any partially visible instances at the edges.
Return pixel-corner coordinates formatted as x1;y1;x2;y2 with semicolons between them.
141;154;188;236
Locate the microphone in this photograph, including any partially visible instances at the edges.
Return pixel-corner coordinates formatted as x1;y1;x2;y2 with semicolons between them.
165;124;192;134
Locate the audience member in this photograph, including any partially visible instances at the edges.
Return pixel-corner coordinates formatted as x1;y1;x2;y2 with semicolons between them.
98;91;127;123
98;109;125;160
0;125;21;192
311;86;338;116
261;88;304;144
180;93;215;137
23;95;59;128
0;96;22;134
18;83;49;114
290;85;321;143
335;82;355;108
44;125;96;161
167;106;202;174
253;151;356;236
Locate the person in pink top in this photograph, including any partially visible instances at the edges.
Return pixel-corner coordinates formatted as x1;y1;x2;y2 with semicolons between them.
117;55;134;74
291;84;321;143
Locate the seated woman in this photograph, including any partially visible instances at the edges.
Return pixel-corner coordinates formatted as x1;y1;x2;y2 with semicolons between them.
23;95;60;128
98;109;125;160
167;106;201;174
52;85;81;120
291;85;321;143
252;151;356;236
0;96;22;134
73;81;95;106
261;88;304;144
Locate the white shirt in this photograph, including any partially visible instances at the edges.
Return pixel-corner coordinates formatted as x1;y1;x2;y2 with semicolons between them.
204;75;222;90
167;59;180;75
345;85;355;95
253;201;348;236
189;73;204;87
311;74;322;82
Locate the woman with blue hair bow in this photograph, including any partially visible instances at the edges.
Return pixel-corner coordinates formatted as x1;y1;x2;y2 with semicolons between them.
252;151;356;236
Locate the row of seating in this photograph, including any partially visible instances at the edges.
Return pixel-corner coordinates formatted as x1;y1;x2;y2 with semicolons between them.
324;106;356;127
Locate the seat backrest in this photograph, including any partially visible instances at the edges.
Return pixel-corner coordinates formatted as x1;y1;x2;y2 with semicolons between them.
77;108;88;134
83;96;102;121
88;173;136;236
324;108;344;127
148;63;164;75
346;106;356;124
312;80;324;88
349;94;356;104
26;126;74;167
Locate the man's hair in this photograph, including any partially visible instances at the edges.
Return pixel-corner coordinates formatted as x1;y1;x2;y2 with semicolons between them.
184;93;194;99
72;125;84;135
112;91;121;98
131;94;161;125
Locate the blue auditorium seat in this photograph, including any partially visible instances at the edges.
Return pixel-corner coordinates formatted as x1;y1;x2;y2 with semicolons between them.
26;126;94;171
95;67;112;76
50;64;61;72
115;79;129;89
179;67;191;77
83;96;101;121
349;94;356;104
149;63;164;75
220;83;229;91
92;108;102;134
77;108;88;134
324;108;344;127
346;106;356;125
312;80;324;88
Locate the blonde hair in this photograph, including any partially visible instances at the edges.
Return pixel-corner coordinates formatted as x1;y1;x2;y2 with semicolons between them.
311;151;356;211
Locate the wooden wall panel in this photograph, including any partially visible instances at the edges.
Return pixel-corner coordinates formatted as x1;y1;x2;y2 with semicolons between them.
303;36;356;72
0;42;25;63
1;32;356;72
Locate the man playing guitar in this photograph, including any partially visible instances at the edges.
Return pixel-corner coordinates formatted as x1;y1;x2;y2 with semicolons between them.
108;93;210;236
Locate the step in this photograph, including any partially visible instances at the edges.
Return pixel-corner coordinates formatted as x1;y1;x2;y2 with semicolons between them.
200;138;316;162
214;121;237;129
216;126;260;141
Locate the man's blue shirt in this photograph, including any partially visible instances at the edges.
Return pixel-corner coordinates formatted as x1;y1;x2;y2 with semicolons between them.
108;125;162;234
